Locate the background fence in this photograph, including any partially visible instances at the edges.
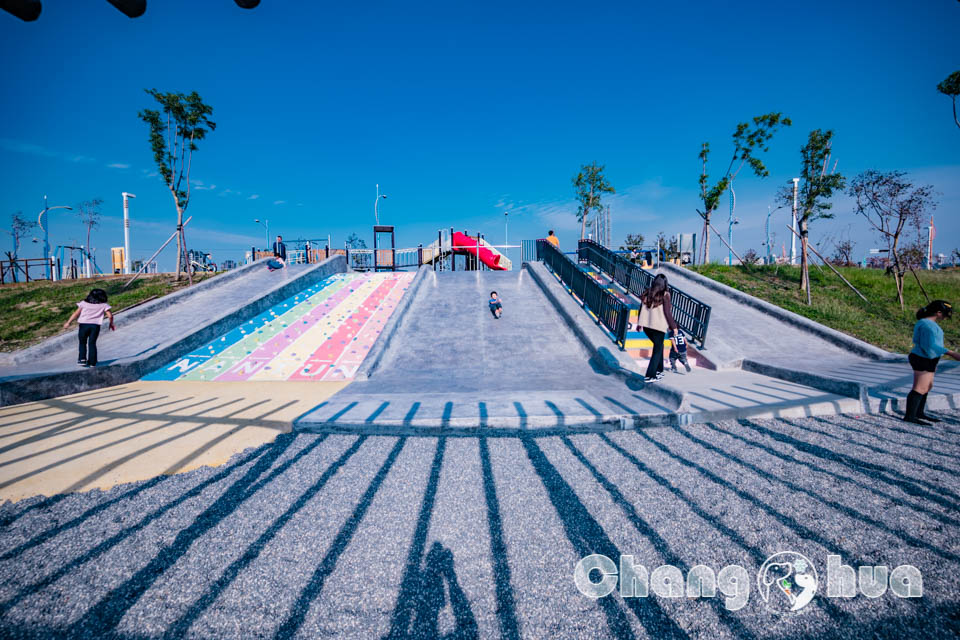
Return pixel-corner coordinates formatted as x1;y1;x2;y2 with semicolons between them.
577;239;712;347
537;239;629;347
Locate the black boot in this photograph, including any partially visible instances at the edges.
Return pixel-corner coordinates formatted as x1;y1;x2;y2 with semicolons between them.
917;393;939;422
904;391;931;425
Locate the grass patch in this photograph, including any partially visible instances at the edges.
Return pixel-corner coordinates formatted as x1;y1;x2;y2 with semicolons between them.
0;273;215;352
690;263;960;354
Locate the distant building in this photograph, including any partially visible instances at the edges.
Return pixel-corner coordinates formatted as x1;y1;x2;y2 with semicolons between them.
221;259;237;271
131;259;158;274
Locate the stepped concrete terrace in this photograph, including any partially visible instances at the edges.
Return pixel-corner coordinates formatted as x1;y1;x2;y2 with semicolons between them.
649;262;960;414
0;256;347;407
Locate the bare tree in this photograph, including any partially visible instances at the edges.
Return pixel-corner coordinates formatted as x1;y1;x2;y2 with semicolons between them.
8;211;36;259
831;238;856;266
76;198;103;266
849;170;937;308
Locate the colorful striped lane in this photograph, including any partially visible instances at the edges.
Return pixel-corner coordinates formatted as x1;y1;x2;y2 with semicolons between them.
208;275;364;382
244;274;385;381
177;275;352;382
318;273;412;381
142;276;344;381
289;274;407;381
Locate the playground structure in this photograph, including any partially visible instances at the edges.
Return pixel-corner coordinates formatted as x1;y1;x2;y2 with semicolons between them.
248;226;514;273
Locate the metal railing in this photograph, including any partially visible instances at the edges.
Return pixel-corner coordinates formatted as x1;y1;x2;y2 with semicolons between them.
537;239;630;348
578;239;712;348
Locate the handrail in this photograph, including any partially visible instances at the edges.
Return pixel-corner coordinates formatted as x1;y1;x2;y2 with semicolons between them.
578;239;712;348
537;239;630;348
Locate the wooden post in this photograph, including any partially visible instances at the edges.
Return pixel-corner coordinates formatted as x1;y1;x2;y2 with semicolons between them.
784;225;869;303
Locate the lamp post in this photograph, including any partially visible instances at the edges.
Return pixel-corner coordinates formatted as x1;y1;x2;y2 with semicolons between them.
122;192;136;274
254;219;269;249
504;211;509;263
374;184;387;225
37;195;72;280
727;181;736;265
790;178;799;265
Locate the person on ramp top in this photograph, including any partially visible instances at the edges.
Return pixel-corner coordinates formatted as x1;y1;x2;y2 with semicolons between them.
488;291;503;319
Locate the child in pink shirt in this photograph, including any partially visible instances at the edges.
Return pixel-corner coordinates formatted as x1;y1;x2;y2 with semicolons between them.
63;288;115;367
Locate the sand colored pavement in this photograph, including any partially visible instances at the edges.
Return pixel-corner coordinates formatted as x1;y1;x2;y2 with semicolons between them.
0;380;347;502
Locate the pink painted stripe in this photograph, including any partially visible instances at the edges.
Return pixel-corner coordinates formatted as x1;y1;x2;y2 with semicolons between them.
288;277;398;380
319;275;410;380
213;279;358;381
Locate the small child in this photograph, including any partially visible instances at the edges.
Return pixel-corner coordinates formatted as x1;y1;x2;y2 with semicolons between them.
63;288;115;367
668;329;692;373
488;291;503;319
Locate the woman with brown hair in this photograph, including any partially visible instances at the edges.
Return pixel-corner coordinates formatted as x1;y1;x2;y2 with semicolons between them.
638;273;679;382
904;299;958;424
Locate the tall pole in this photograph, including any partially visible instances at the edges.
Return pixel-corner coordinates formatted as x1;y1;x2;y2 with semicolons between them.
790;178;799;265
122;192;136;274
375;184;380;225
727;182;736;265
765;205;772;265
504;211;508;264
37;195;72;280
927;219;933;270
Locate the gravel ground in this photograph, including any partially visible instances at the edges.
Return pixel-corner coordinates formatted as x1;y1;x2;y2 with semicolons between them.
0;409;958;639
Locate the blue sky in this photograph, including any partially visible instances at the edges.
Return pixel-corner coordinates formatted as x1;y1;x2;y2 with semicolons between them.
1;0;958;270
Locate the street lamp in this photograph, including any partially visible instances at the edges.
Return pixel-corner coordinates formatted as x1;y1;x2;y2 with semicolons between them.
122;192;136;274
374;184;387;225
790;178;800;265
37;195;72;280
254;218;269;249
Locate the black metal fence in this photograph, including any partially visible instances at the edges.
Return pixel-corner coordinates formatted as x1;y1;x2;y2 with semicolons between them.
578;239;712;348
537;240;629;348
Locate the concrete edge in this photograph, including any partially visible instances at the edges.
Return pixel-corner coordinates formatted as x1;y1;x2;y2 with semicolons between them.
0;256;348;407
659;262;901;362
0;257;276;365
525;261;684;411
741;358;867;410
353;265;430;381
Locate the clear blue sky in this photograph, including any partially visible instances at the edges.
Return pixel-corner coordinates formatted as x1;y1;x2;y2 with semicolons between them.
1;0;958;270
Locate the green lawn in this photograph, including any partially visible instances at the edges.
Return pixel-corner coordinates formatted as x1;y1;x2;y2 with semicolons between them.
690;263;960;354
0;273;215;352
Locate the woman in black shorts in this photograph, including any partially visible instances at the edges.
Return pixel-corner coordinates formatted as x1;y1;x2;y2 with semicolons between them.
905;300;959;424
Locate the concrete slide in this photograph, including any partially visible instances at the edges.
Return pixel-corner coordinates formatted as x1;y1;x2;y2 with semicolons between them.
296;268;677;431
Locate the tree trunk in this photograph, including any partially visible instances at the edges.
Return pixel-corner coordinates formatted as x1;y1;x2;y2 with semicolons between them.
702;210;712;264
799;220;810;304
891;236;905;310
170;190;184;281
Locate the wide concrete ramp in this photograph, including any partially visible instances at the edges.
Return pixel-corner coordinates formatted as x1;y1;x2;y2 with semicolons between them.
296;269;677;431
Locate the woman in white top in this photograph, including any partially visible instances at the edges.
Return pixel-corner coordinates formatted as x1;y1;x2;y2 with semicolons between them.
637;274;679;382
63;288;115;367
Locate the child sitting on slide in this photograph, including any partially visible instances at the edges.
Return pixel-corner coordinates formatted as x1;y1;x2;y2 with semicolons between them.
489;291;502;319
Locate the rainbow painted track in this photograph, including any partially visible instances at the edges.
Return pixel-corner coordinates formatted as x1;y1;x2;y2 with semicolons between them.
143;271;413;382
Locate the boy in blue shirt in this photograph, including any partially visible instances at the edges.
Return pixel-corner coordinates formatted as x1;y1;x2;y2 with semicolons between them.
489;291;502;319
669;329;692;373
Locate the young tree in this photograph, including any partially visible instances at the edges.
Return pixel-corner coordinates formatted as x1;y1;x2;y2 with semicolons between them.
138;89;216;281
345;233;367;249
572;163;615;241
936;70;960;130
741;248;760;265
697;113;791;264
849;170;937;309
619;233;645;252
831;238;856;266
7;211;35;259
76;198;103;265
777;129;845;303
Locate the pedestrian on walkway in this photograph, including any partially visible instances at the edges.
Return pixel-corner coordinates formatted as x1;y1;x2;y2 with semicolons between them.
546;230;559;248
272;235;287;261
63;288;115;367
638;273;678;383
904;300;959;424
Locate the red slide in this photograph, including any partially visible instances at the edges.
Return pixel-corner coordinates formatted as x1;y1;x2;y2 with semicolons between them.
451;231;507;270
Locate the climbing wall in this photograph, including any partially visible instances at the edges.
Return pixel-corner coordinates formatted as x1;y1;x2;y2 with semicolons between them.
144;271;414;382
